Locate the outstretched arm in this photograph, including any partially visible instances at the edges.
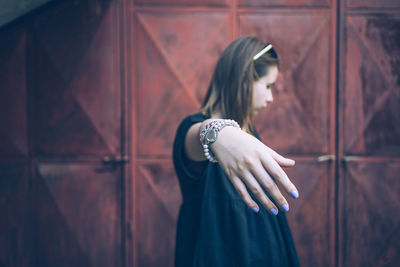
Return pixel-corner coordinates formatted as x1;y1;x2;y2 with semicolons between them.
184;120;299;215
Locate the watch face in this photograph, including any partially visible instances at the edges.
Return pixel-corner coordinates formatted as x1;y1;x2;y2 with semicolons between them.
205;128;218;143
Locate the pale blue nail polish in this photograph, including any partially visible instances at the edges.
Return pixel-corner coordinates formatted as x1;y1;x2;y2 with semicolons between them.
281;204;289;212
290;190;299;199
252;206;259;213
269;208;278;215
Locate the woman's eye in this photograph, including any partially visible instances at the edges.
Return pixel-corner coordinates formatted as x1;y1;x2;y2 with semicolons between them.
266;85;272;89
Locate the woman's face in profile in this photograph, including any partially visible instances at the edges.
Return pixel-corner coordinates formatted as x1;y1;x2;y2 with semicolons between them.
252;65;279;113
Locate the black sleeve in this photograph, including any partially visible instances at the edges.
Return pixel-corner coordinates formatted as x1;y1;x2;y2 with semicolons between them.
173;114;208;180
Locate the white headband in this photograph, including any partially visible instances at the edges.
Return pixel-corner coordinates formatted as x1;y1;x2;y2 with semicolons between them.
253;44;273;61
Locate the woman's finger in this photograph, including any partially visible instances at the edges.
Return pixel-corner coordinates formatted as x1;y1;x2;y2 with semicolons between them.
260;154;299;199
229;175;260;213
250;162;290;212
264;145;295;167
239;171;279;215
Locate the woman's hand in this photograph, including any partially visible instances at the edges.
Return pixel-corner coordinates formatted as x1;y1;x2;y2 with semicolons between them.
210;126;299;215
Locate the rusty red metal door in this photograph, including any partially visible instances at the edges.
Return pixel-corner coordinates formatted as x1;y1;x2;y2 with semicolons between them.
31;1;126;266
127;0;400;267
128;0;337;266
338;2;400;266
0;1;126;266
129;7;231;267
1;0;399;266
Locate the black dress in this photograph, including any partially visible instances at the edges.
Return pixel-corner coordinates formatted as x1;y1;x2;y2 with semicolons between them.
173;113;300;267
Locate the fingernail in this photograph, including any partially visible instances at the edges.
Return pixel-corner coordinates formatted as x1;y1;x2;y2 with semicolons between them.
287;158;295;165
290;190;299;199
269;208;278;215
281;204;289;212
251;206;259;213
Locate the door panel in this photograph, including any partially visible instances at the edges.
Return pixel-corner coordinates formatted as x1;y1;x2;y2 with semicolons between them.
135;11;230;156
339;11;400;267
0;24;28;157
131;1;337;266
29;1;124;266
285;161;334;267
35;162;122;267
0;163;32;267
341;15;400;156
339;161;400;267
32;0;120;157
136;160;181;266
1;0;125;266
239;13;332;155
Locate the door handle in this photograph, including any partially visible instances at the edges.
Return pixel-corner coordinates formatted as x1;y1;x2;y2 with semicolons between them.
342;156;362;162
317;154;336;162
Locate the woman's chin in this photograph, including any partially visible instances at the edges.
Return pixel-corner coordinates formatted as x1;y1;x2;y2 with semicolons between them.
253;105;266;114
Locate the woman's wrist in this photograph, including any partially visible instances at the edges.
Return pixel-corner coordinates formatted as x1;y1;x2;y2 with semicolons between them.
199;119;241;163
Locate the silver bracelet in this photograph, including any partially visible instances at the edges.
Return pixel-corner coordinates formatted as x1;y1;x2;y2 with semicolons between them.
200;119;240;163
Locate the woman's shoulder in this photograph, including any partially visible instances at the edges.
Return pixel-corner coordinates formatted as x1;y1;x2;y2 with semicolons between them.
174;112;208;142
178;112;208;129
173;112;209;181
184;112;208;123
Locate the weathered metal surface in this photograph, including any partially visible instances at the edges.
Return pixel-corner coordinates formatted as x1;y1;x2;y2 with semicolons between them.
239;13;332;155
2;0;399;267
135;11;230;156
341;15;400;156
34;162;122;267
27;2;124;266
285;161;334;267
0;23;28;156
31;0;120;157
0;163;31;267
136;160;181;266
339;160;400;266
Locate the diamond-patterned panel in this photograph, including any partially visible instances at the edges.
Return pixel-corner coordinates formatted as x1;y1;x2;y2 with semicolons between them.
0;163;31;267
239;13;332;155
137;160;181;266
285;161;334;267
32;0;120;157
238;0;330;7
342;15;400;156
35;162;122;267
0;24;28;157
136;12;230;156
339;161;400;267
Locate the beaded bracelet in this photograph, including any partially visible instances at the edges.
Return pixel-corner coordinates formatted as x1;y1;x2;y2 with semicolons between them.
199;119;240;163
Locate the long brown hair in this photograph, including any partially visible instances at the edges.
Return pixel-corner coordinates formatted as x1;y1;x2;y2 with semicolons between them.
200;35;280;133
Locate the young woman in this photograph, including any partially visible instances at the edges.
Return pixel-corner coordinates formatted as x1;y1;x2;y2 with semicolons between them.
173;35;300;267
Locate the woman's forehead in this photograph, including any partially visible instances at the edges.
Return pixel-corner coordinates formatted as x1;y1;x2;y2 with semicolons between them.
259;66;279;83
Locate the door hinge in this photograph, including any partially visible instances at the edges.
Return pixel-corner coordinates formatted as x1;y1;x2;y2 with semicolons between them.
102;155;130;164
